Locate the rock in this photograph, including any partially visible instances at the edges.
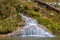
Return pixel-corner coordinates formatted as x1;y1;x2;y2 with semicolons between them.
0;34;6;38
19;21;25;27
50;13;54;16
58;3;60;5
5;29;23;37
27;0;31;2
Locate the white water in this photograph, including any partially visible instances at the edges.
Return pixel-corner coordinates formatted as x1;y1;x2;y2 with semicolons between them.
19;13;55;37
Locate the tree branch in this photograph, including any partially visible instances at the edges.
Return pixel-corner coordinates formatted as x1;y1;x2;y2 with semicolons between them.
34;0;60;12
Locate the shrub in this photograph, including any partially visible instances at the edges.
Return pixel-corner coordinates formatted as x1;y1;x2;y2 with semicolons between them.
0;0;22;34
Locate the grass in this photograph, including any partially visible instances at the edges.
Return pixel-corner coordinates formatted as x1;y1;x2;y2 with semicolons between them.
0;0;22;34
0;14;21;34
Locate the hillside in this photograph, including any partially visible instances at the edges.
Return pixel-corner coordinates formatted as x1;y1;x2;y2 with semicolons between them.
0;0;60;37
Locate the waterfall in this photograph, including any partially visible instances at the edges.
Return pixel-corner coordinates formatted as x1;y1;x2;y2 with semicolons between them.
19;13;55;37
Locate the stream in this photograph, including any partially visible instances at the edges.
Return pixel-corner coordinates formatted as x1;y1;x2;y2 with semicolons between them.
6;13;55;37
19;13;55;37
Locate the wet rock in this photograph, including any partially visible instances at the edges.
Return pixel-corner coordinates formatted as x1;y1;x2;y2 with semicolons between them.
58;3;60;5
5;30;22;37
19;13;55;37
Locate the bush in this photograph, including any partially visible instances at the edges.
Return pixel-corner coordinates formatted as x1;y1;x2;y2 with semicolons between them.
0;0;22;34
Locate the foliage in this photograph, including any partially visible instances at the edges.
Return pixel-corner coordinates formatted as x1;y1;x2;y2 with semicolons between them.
0;0;60;36
0;0;22;34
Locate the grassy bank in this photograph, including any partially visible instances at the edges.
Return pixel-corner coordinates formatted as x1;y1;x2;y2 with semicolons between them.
0;0;22;34
0;0;60;36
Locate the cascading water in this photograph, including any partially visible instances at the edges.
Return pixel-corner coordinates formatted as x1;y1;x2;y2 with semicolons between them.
6;13;55;37
19;13;55;37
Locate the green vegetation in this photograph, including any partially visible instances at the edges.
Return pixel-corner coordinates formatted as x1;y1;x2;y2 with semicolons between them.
0;0;60;36
17;0;60;36
0;0;22;34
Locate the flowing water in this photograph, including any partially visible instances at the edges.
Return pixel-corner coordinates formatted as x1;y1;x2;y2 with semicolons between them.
19;13;55;37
